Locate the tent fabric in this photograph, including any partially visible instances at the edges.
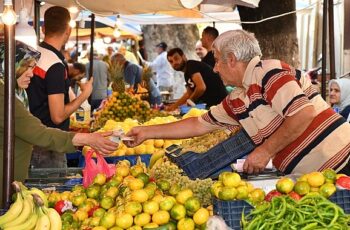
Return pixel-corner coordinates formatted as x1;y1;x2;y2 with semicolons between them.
41;0;259;15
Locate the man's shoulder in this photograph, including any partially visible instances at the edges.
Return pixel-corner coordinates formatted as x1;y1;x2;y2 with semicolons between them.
37;46;64;71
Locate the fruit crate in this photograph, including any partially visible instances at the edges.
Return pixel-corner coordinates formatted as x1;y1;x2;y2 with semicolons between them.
24;181;75;192
28;167;82;179
78;154;152;167
329;189;350;214
166;129;255;179
213;198;253;229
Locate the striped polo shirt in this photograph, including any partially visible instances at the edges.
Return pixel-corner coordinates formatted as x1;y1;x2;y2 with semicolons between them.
199;56;350;174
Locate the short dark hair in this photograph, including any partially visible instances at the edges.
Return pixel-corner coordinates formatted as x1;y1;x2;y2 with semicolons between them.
44;6;71;36
72;62;86;74
203;26;219;39
167;48;184;58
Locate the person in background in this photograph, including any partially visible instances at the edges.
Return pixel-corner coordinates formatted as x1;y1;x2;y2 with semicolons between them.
126;30;350;176
27;6;93;168
166;48;227;111
0;39;118;204
68;62;86;98
118;45;139;65
329;78;350;122
112;53;142;93
201;26;219;68
102;46;114;67
144;42;175;97
195;40;208;60
86;52;109;111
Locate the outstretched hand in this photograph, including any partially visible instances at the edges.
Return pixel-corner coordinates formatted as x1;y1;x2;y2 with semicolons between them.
124;126;148;147
87;131;118;155
243;146;271;174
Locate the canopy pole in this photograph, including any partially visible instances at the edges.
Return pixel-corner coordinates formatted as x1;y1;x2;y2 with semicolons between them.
328;0;335;80
89;13;95;77
321;0;328;99
34;0;40;45
2;1;16;208
76;21;79;62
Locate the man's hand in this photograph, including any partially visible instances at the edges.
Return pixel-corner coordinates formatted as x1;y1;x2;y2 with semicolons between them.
78;77;93;98
124;126;149;147
165;104;178;111
85;131;119;155
243;146;271;174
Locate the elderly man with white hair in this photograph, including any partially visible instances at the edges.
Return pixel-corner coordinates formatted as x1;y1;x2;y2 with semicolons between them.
125;29;350;176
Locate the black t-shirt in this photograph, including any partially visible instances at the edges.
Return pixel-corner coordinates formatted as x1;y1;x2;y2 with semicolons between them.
184;60;227;107
202;51;215;68
27;42;70;131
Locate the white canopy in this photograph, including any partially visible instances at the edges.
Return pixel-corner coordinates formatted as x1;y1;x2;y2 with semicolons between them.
41;0;260;15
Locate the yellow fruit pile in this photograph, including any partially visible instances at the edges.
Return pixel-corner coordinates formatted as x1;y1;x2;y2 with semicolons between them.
292;169;338;198
93;91;166;128
211;172;265;205
182;108;207;119
49;160;212;230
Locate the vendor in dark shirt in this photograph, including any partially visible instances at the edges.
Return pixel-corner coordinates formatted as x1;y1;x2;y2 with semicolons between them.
166;48;227;111
201;26;219;68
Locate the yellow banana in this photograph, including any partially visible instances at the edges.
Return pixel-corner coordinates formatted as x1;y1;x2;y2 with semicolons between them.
29;188;48;207
2;193;33;228
3;207;38;230
0;192;24;227
43;207;62;230
34;207;50;230
150;157;164;170
149;151;165;169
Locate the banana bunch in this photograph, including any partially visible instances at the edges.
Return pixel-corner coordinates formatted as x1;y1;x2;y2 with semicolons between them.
0;181;61;230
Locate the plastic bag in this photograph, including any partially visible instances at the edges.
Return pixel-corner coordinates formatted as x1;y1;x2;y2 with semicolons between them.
82;149;115;188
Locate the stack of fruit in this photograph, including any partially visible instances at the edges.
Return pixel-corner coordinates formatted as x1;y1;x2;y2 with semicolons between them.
47;160;212;230
93;91;166;128
182;108;207;119
0;182;62;230
265;169;343;202
84;116;183;157
210;172;266;205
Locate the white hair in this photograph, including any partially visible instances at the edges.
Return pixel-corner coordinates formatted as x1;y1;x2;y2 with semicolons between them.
212;29;262;63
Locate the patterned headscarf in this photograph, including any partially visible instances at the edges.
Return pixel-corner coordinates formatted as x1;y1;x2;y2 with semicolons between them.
0;39;41;79
0;39;41;109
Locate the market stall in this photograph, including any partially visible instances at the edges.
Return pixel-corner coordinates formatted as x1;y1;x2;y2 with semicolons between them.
1;0;345;229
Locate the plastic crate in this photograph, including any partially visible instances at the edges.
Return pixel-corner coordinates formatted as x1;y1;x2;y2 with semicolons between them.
179;103;206;115
213;198;253;230
78;154;152;167
329;189;350;214
28;167;82;179
167;129;255;179
24;182;74;192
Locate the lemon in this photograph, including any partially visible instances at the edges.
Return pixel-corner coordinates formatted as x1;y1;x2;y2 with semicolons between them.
126;148;135;155
159;196;175;211
128;178;144;191
177;218;195;230
184;197;201;212
170;204;186;220
152;210;170;225
144;139;154;146
154;139;164;148
134;144;146;154
145;144;155;154
176;189;193;204
143;223;159;228
193;208;210;225
322;168;337;183
293;181;310;195
115;213;133;229
134;213;151;226
125;202;142;216
143;201;160;214
92;227;107;230
307;172;325;187
131;189;149;203
152;194;165;203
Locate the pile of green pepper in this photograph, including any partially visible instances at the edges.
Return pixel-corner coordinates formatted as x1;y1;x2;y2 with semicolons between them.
242;193;350;230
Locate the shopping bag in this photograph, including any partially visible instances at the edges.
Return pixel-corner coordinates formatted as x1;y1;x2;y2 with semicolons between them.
82;149;116;187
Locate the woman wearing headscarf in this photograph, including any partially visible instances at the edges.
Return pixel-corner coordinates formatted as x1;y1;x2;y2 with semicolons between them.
0;39;118;203
329;78;350;122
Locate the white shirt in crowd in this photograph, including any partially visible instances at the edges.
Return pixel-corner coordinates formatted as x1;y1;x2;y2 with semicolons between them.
148;51;174;88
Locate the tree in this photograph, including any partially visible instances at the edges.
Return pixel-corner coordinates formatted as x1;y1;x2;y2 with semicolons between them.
237;0;300;67
142;24;199;60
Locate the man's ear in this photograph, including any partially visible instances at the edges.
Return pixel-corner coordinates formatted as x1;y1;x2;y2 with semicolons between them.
227;53;237;68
